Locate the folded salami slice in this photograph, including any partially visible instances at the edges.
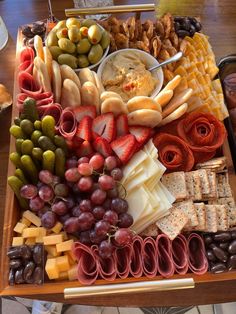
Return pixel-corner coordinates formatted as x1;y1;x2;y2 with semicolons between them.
38;103;62;128
156;234;175;278
143;237;158;278
130;235;143;278
19;47;34;73
187;233;208;275
171;234;188;275
17;92;54;111
18;71;42;98
73;243;99;285
59;108;77;140
114;245;132;279
93;247;117;282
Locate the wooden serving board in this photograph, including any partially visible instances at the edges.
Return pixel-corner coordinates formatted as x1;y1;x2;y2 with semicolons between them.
1;28;236;306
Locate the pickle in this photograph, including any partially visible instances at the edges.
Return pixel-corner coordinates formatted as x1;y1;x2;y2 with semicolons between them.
15;168;28;185
15;138;24;154
20;119;34;136
34;120;42;130
54;135;67;149
14;117;21;126
32;147;43;161
10;125;26;139
21;139;34;155
10;152;23;169
41;115;55;140
31;130;43;146
8;176;29;209
38;136;56;151
43;150;55;173
20;98;39;122
20;155;38;184
55;148;66;178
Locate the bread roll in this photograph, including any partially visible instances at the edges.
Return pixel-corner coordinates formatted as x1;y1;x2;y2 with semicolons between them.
61;78;81;108
101;97;128;117
81;81;100;113
127;109;162;128
60;64;81;89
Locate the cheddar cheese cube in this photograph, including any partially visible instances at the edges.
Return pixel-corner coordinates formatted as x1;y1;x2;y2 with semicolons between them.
56;255;70;272
21;217;31;227
22;227;41;238
12;237;24;246
23;210;41;227
45;245;61;257
51;222;63;234
56;239;74;253
14;222;27;234
66;251;77;265
68;264;78;281
25;238;36;245
35;236;44;243
43;234;63;246
45;258;59;279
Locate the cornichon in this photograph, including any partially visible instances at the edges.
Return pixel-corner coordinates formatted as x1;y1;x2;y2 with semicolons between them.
8;176;29;210
14;117;21;126
43;150;55;173
15;168;28;185
21;139;34;155
54;135;67;150
20;119;34;136
55;148;66;178
32;147;43;161
10;152;23;169
20;98;39;122
41;115;55;140
31;130;43;146
20;155;38;184
38;136;56;151
9;125;26;139
34;120;42;130
15;138;24;154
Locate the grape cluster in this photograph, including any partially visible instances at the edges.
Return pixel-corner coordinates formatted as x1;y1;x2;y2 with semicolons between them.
19;153;134;258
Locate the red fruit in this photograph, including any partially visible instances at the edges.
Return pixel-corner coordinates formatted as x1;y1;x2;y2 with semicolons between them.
92;113;115;143
76;116;92;141
76;140;94;157
92;131;100;141
66;137;82;150
73;105;96;122
93;137;113;158
116;114;129;137
129;126;152;148
110;134;137;164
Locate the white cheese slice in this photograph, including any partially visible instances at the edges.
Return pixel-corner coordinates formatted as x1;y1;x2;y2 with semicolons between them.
159;181;176;204
122;150;147;179
126;187;149;224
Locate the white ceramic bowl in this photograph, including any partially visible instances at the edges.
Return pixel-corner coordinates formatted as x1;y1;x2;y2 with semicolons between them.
97;48;164;99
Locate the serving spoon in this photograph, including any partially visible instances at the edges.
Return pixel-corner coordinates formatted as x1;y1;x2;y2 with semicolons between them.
149;51;183;72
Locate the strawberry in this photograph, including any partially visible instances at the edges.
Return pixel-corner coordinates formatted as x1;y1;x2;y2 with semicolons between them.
128;126;152;148
76;116;92;141
73;105;96;123
92;113;115;143
111;134;137;164
66;136;82;150
116;114;129;137
76;140;94;158
93;137;113;158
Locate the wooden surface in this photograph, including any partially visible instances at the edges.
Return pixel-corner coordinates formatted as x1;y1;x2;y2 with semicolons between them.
1;0;236;306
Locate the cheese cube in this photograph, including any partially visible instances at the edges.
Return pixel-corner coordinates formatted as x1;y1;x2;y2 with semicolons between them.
68;264;78;281
23;210;41;227
12;237;24;246
45;245;61;257
14;222;27;234
43;234;63;246
57;271;69;280
56;239;74;253
56;255;70;272
25;238;36;245
35;236;44;243
45;258;59;279
59;232;68;241
47;254;54;259
38;227;47;237
22;227;41;238
66;251;76;265
21;217;31;227
51;222;63;234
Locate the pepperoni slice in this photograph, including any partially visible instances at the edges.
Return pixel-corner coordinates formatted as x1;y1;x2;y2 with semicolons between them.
153;133;195;172
187;233;208;275
18;71;42;98
143;237;157;278
156;234;175;278
171;234;188;274
59;108;77;140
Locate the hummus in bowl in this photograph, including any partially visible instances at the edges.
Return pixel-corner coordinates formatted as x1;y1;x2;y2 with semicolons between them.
97;49;163;102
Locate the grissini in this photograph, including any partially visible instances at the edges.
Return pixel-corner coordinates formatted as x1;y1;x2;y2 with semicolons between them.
101;97;128;116
52;60;62;103
127;96;161;113
60;64;81;89
61;78;81;108
34;56;52;92
81;81;100;113
159;103;188;126
127;109;162;128
34;35;44;61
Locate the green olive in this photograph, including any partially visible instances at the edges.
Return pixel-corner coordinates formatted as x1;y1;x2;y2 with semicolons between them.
77;54;90;68
79;26;89;38
53;20;66;31
81;19;97;28
68;27;81;43
66;18;81;29
77;38;91;54
88;24;103;44
58;54;78;69
46;31;58;47
49;46;63;60
100;30;110;49
58;38;76;54
88;44;103;64
56;27;68;39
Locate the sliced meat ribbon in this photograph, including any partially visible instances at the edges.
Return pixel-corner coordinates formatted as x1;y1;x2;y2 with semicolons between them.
115;245;132;279
38;103;63;128
187;233;208;275
143;237;158;278
153;133;195;172
16;92;54;111
18;47;34;73
156;234;175;278
73;243;99;285
93;247;117;281
18;71;42;98
130;235;143;278
59;108;77;140
171;234;188;275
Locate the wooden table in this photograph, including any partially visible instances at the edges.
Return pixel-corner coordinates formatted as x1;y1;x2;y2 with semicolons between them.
1;0;236;306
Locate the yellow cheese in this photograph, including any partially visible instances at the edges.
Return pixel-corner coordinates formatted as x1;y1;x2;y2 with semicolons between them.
21;217;31;227
22;227;41;238
51;222;63;234
25;237;36;245
56;255;70;272
57;271;69;280
35;236;44;243
66;251;76;265
56;239;74;253
45;258;59;279
14;222;27;234
23;210;41;227
68;264;78;281
43;234;63;245
38;227;47;237
45;245;61;257
12;237;24;246
59;231;68;241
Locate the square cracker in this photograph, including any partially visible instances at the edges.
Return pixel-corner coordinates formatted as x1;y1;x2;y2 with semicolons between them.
217;197;236;226
161;172;187;201
185;172;194;199
175;200;198;227
156;206;188;240
198;169;210;195
193;203;206;231
215;205;229;231
190;170;202;200
207;171;218;199
205;205;218;232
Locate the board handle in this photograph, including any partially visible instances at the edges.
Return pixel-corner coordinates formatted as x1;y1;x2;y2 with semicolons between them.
64;278;195;299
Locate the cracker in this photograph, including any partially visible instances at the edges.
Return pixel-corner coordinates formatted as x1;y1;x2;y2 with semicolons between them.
207;170;218;199
205;205;218;232
196;157;227;172
139;223;159;237
198;169;210;195
156;206;189;240
161;172;188;201
217;197;236;226
175;200;198;227
215;205;229;231
193;203;206;231
190;171;202;200
185;172;194;199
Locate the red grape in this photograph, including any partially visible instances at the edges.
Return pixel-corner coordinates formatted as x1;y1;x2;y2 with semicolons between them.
92;206;105;220
38;205;50;218
94;220;110;237
111;198;128;214
79;230;91;245
78;157;89;164
103;198;111;210
91;182;100;192
38;185;54;202
79;199;92;212
71;205;81;217
77;212;95;231
52;201;68;215
110;168;123;181
98;240;114;258
103;210;118;225
65;168;81;182
64;217;80;233
91;189;107;205
89;154;104;170
98;175;115;191
39;170;54;185
58;213;71;224
29;196;45;211
104;156;117;171
106;187;118;198
114;228;133;246
20;184;37;199
41;211;57;229
66;157;78;169
65;196;75;209
54;183;69;197
90;229;107;244
78;163;93;176
118;213;133;228
52;175;61;186
77;177;93;191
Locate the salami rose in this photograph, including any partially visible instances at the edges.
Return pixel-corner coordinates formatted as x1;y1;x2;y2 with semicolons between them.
19;47;34;73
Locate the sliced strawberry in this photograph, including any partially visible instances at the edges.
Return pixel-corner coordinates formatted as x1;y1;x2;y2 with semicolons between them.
129;126;152;148
93;137;113;158
73;105;96;123
92;113;115;143
66;136;82;150
76;140;94;158
111;134;137;164
92;130;100;141
116;114;129;137
76;116;92;141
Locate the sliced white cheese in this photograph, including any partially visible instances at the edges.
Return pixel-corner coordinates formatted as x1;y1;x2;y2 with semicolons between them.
122;150;147;179
126;187;149;224
159;181;176;204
